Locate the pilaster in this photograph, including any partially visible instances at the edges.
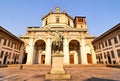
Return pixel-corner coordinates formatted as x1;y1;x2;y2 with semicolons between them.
26;38;34;64
45;38;51;65
90;45;96;64
63;38;69;65
80;37;88;64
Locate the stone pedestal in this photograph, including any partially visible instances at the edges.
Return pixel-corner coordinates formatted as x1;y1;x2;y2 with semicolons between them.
45;53;70;80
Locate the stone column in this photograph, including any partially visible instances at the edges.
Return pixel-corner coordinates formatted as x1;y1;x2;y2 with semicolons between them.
26;38;34;64
80;37;88;64
63;38;69;65
90;45;96;64
45;38;51;65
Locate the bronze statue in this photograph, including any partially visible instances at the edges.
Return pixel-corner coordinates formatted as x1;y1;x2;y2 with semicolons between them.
52;30;64;53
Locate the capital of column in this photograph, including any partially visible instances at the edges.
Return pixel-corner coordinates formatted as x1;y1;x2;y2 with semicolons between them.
80;44;85;47
80;36;85;39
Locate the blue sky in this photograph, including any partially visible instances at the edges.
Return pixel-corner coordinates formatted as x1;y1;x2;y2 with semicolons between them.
0;0;120;37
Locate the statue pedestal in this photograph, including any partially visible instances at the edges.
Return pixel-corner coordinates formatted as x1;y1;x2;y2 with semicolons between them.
50;54;65;74
45;53;70;80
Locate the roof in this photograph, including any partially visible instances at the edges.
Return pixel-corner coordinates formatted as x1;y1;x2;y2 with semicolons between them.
74;16;86;18
0;26;24;43
93;23;120;42
42;7;73;20
73;16;86;23
42;12;73;20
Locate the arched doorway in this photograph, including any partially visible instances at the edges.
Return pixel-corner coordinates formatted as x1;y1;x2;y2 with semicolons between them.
69;40;80;64
34;40;46;64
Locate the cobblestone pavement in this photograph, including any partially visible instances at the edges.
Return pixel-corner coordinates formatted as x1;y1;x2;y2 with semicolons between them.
0;67;120;81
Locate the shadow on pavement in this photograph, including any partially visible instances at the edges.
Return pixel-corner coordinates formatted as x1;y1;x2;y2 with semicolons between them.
106;65;120;69
0;64;8;68
0;76;4;78
84;77;117;81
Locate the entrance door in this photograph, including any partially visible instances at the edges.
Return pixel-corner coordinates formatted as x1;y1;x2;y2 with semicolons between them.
23;53;27;64
70;55;74;64
107;55;112;64
87;54;92;63
3;56;7;64
41;55;45;64
14;57;17;64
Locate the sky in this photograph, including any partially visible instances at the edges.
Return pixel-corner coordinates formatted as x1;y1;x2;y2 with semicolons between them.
0;0;120;37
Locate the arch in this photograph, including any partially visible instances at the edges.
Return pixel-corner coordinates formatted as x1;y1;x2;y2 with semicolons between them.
33;39;46;64
33;38;46;46
68;38;80;44
69;40;80;64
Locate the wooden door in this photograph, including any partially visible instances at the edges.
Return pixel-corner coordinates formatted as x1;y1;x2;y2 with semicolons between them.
70;55;74;64
87;54;92;63
41;55;45;64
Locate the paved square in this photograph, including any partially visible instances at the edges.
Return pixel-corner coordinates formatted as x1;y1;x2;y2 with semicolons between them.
0;66;120;81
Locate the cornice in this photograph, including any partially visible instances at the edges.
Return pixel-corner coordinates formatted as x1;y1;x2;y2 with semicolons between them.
0;26;24;43
27;28;88;32
93;23;120;43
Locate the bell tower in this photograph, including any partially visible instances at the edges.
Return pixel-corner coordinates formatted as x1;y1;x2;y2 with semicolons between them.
74;16;88;29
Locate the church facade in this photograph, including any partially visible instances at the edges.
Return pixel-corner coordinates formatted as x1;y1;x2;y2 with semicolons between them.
20;7;96;65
